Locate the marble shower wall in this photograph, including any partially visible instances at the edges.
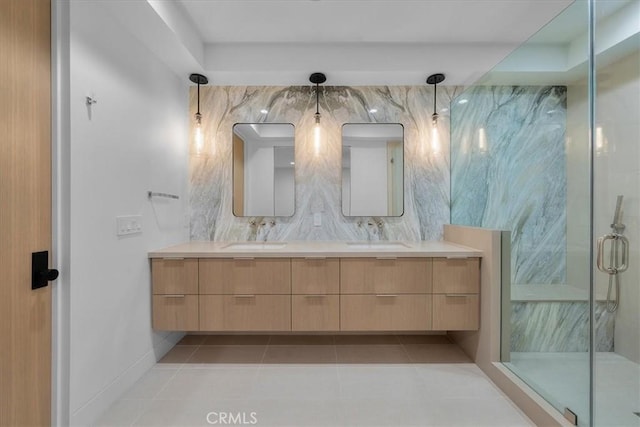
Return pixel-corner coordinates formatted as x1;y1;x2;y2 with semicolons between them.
190;86;459;242
511;302;614;352
450;86;567;285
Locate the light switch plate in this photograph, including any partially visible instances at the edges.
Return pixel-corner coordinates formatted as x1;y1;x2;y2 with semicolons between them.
313;212;322;226
116;215;142;236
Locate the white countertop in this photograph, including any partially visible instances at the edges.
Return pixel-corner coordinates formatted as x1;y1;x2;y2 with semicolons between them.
148;240;482;258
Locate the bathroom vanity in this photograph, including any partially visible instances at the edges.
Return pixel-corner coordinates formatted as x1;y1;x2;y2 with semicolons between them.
148;241;481;333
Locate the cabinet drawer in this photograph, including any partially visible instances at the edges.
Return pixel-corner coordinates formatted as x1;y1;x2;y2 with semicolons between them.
432;294;479;331
340;295;431;331
152;295;199;331
151;258;198;295
292;258;339;294
199;258;291;294
432;258;479;294
340;258;431;294
292;295;339;331
199;295;291;331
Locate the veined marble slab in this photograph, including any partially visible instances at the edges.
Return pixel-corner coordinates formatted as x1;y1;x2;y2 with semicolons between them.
510;301;614;352
450;86;567;285
190;86;460;242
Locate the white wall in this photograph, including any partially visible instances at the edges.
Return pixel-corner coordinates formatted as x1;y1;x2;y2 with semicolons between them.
565;82;591;291
567;49;640;363
593;51;640;363
69;3;189;424
349;144;388;216
245;144;275;216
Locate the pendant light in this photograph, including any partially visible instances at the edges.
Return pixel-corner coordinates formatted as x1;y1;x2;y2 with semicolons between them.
309;72;326;155
426;73;445;154
189;73;209;155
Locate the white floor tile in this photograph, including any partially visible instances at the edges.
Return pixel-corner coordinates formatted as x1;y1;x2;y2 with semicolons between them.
121;368;178;400
248;399;341;426
132;399;248;427
97;340;535;427
155;367;260;400
337;366;427;401
250;366;339;401
337;398;436;426
425;396;534;426
93;399;152;427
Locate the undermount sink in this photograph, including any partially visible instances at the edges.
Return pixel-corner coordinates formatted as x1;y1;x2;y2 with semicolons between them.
223;242;287;250
346;241;412;250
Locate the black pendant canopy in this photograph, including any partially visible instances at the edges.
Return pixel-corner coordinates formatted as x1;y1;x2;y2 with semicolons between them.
309;72;327;85
426;73;445;85
189;73;209;85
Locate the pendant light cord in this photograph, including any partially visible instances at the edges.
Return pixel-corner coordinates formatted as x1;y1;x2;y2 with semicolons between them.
314;82;320;123
433;82;437;117
197;81;201;116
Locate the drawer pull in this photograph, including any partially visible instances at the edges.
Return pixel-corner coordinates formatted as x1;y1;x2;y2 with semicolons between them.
445;255;470;259
376;257;397;260
304;257;326;260
163;257;185;261
304;294;327;298
233;257;255;261
234;294;256;298
445;294;469;298
375;294;398;297
163;294;185;298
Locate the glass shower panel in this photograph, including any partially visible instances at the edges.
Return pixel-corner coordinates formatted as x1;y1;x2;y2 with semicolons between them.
593;1;640;425
450;0;593;424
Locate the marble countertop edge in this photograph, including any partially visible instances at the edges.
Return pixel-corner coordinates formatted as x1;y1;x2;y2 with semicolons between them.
148;240;482;258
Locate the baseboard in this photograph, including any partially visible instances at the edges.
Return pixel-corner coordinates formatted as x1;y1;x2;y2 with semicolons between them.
69;331;184;426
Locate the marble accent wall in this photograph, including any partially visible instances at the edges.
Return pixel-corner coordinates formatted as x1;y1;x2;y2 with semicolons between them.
511;302;614;352
190;86;459;242
450;86;567;285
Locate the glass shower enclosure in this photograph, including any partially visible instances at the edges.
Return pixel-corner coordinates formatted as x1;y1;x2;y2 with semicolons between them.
450;0;640;425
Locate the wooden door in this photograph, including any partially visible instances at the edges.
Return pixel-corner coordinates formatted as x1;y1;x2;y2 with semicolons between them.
0;0;53;425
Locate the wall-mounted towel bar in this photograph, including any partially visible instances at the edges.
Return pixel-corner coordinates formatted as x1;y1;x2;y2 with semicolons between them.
147;191;179;200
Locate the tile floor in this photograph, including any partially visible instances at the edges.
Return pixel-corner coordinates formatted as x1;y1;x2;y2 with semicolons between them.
506;352;640;427
95;335;533;426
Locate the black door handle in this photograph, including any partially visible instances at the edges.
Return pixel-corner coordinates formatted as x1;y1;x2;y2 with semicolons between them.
32;251;59;290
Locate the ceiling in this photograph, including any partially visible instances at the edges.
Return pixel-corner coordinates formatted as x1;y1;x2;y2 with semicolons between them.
101;0;636;86
178;0;572;44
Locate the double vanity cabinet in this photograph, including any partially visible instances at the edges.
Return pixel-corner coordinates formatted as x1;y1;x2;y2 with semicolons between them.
149;241;481;333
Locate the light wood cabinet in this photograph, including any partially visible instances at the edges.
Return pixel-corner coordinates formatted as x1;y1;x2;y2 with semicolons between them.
340;258;432;294
152;295;199;331
433;258;479;294
152;258;199;330
199;258;291;294
432;294;479;330
340;295;431;331
432;257;480;331
292;258;339;294
291;258;340;330
199;295;291;331
151;254;480;332
151;258;198;295
292;295;340;331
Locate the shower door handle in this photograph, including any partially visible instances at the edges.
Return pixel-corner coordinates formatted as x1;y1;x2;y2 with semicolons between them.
597;235;617;274
597;234;629;274
617;235;629;273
